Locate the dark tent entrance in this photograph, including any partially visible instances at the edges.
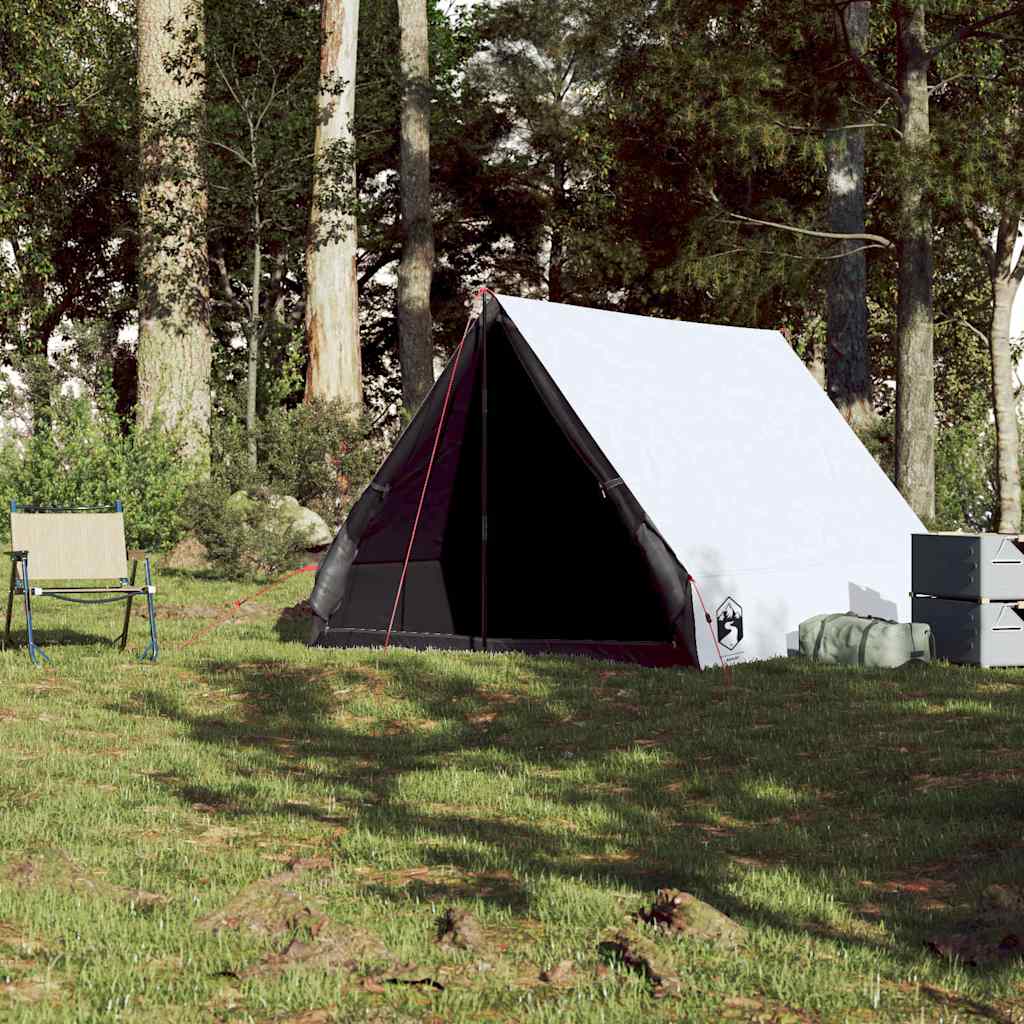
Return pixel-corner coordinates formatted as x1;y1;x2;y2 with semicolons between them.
309;295;699;668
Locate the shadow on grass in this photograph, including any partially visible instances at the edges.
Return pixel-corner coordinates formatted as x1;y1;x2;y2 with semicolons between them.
3;626;132;656
110;652;1024;969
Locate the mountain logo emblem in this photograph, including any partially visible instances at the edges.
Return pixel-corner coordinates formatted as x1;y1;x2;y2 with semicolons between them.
716;597;744;650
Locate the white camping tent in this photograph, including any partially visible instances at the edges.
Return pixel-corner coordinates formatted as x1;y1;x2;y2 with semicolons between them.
496;295;925;667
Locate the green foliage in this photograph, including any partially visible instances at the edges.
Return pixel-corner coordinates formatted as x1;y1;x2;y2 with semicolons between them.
0;0;137;359
861;408;1013;533
184;480;314;579
209;398;380;525
0;391;197;551
186;399;381;578
934;418;998;532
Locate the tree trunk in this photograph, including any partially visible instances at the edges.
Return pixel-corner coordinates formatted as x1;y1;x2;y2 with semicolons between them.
305;0;362;410
826;0;873;430
894;3;935;521
990;212;1022;533
247;211;262;469
396;0;434;413
547;158;567;303
137;0;213;463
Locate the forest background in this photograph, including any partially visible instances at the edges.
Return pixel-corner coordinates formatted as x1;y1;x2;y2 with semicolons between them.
3;0;1024;574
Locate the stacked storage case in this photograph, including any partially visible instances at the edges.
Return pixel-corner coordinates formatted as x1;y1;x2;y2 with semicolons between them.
912;534;1024;666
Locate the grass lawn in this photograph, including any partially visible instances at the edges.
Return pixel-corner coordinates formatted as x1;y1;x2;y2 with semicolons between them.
0;567;1021;1022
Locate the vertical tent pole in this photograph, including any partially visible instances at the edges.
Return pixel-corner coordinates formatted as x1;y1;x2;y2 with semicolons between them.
480;314;489;648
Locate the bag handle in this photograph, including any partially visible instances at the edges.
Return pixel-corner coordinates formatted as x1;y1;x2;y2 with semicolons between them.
857;619;882;666
812;614;846;660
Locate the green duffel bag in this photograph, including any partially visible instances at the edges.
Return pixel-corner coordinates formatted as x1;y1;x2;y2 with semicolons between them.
798;613;935;668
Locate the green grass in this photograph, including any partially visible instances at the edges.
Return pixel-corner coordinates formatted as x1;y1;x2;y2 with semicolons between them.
0;568;1021;1022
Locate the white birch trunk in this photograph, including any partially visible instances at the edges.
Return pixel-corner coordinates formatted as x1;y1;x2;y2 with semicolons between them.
990;213;1023;533
305;0;362;411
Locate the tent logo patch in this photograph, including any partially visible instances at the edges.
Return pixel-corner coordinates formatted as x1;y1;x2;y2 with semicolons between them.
716;597;743;650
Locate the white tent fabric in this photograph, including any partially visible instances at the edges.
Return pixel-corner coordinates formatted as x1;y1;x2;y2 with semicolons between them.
496;294;925;667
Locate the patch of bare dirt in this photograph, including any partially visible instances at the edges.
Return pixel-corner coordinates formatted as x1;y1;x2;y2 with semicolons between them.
134;602;268;621
437;909;486;951
0;977;66;1006
539;959;578;986
911;769;1019;793
196;870;328;939
926;883;1024;967
2;848;164;909
280;601;312;621
720;995;817;1023
635;888;746;950
356;864;523;905
598;927;682;998
160;536;210;570
237;924;392;980
0;921;47;957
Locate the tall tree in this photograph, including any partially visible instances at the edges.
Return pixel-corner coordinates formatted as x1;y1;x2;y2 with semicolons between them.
942;28;1024;532
893;1;936;520
136;0;213;460
827;1;874;428
979;213;1024;531
174;0;326;464
1;0;137;427
396;0;435;412
305;0;362;410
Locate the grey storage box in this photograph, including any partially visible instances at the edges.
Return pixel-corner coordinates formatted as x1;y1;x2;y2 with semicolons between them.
912;533;1024;601
911;595;1024;667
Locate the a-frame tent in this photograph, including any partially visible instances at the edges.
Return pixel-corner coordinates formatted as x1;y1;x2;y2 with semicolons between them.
309;292;924;668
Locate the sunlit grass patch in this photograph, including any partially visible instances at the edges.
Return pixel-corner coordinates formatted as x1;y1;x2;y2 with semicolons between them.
0;569;1020;1019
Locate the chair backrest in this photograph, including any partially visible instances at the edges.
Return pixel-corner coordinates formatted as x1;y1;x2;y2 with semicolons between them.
11;512;129;580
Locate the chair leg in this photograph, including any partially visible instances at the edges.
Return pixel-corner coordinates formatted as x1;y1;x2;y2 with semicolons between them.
139;558;158;662
3;560;16;652
20;559;49;667
120;560;138;651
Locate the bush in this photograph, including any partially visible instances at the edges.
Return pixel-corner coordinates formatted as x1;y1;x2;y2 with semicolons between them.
208;398;380;527
185;399;382;578
934;419;997;532
185;480;315;579
0;391;197;551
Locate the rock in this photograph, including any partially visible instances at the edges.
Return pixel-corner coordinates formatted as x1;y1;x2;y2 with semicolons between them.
265;494;332;546
160;535;210;571
598;928;682;998
282;505;333;547
636;889;746;950
224;491;333;547
437;909;486;950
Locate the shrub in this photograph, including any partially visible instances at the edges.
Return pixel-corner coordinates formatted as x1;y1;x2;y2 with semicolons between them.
186;399;382;578
0;390;197;551
185;480;315;579
208;398;380;527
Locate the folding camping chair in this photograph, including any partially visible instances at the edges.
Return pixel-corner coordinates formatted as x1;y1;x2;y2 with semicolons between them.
3;501;158;665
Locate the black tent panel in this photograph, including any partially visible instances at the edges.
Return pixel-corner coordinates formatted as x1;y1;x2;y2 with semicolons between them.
309;294;699;668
